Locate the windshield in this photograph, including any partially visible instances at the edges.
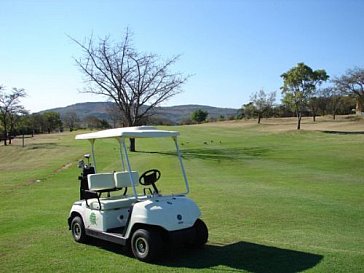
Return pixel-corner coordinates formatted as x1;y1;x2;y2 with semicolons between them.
88;136;188;196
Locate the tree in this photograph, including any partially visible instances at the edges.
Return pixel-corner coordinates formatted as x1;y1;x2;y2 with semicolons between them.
332;67;364;115
320;87;344;120
249;90;276;124
281;63;329;129
239;102;256;119
307;96;320;122
0;86;26;145
62;111;80;131
29;113;46;134
191;109;208;123
83;115;111;129
72;29;188;151
43;112;63;133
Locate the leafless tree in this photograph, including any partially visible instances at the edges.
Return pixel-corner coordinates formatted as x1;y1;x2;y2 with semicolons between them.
62;111;80;131
332;67;364;115
249;90;276;124
71;30;188;151
0;86;26;145
320;87;344;120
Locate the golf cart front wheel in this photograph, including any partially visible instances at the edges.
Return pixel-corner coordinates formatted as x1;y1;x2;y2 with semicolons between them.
131;229;163;262
71;216;88;243
193;219;208;247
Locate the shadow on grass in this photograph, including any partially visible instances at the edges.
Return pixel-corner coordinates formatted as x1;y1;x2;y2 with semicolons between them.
26;143;58;149
182;147;270;161
88;239;323;272
321;130;364;135
136;147;270;161
158;241;323;272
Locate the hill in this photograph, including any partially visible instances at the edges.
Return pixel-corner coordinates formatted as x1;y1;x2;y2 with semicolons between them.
43;102;239;124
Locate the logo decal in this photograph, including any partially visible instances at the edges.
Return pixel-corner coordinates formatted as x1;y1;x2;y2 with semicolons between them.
90;212;97;225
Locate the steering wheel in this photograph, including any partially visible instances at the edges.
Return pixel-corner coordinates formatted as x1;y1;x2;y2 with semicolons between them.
139;169;161;185
139;169;161;194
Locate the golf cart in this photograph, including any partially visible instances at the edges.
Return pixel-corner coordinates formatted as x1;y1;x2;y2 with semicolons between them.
67;126;208;262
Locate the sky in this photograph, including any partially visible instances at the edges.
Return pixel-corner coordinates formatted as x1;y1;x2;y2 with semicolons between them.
1;0;363;113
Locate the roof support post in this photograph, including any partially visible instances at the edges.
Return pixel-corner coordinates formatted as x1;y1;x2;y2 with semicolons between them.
118;138;126;171
173;136;189;194
121;138;138;199
89;139;97;172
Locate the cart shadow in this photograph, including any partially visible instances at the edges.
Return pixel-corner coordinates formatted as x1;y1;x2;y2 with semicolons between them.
88;239;323;272
158;241;323;272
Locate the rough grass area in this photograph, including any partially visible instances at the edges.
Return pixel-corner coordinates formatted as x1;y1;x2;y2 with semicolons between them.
0;119;363;272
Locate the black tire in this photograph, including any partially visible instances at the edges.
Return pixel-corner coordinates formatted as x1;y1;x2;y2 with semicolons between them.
192;219;208;247
71;216;88;243
131;229;163;262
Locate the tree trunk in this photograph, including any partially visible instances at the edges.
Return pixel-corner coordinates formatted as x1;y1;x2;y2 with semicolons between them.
312;114;316;122
297;112;302;130
3;132;7;146
356;96;363;115
129;138;136;152
257;114;261;124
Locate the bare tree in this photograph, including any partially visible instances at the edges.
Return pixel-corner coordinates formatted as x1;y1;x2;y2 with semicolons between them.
320;87;344;120
71;30;188;151
332;67;364;115
62;111;80;131
0;86;26;145
249;90;276;124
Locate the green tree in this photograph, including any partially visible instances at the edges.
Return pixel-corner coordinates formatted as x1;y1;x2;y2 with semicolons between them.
191;109;208;123
43;112;63;133
240;102;256;119
281;63;329;129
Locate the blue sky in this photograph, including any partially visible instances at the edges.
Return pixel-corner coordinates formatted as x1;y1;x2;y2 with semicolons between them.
1;0;363;112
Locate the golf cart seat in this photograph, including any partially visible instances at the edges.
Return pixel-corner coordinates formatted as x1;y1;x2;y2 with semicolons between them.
88;196;137;210
87;173;115;192
86;172;139;210
114;171;139;188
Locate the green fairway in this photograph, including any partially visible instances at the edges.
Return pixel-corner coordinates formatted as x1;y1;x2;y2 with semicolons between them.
0;121;363;272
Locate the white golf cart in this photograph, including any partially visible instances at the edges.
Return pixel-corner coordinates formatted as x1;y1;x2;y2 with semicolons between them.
67;126;208;262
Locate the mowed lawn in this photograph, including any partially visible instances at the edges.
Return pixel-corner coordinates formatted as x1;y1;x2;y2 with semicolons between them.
0;119;363;272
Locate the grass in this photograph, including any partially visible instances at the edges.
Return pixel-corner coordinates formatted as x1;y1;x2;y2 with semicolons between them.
0;118;363;272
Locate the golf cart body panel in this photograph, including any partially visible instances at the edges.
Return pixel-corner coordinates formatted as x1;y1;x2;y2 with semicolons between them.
68;126;208;261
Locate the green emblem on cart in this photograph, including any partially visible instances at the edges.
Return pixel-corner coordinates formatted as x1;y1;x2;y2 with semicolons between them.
90;212;97;225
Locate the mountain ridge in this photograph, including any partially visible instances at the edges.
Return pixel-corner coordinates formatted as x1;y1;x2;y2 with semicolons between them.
43;102;239;124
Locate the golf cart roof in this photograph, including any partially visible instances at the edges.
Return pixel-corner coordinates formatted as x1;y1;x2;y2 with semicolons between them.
75;126;179;140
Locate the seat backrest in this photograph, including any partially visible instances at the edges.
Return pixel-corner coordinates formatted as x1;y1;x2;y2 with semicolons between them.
114;171;139;188
88;173;115;191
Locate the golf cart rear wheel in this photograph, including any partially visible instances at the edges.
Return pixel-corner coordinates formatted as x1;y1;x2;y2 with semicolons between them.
192;219;208;247
71;216;88;243
131;229;163;262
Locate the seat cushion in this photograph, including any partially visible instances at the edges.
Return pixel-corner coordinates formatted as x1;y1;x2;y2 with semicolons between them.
88;173;115;191
88;196;136;210
114;171;139;188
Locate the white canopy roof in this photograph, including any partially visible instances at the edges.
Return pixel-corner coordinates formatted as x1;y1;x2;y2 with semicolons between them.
75;126;179;140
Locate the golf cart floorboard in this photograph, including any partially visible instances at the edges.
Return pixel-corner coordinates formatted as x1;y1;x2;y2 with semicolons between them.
86;227;127;246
